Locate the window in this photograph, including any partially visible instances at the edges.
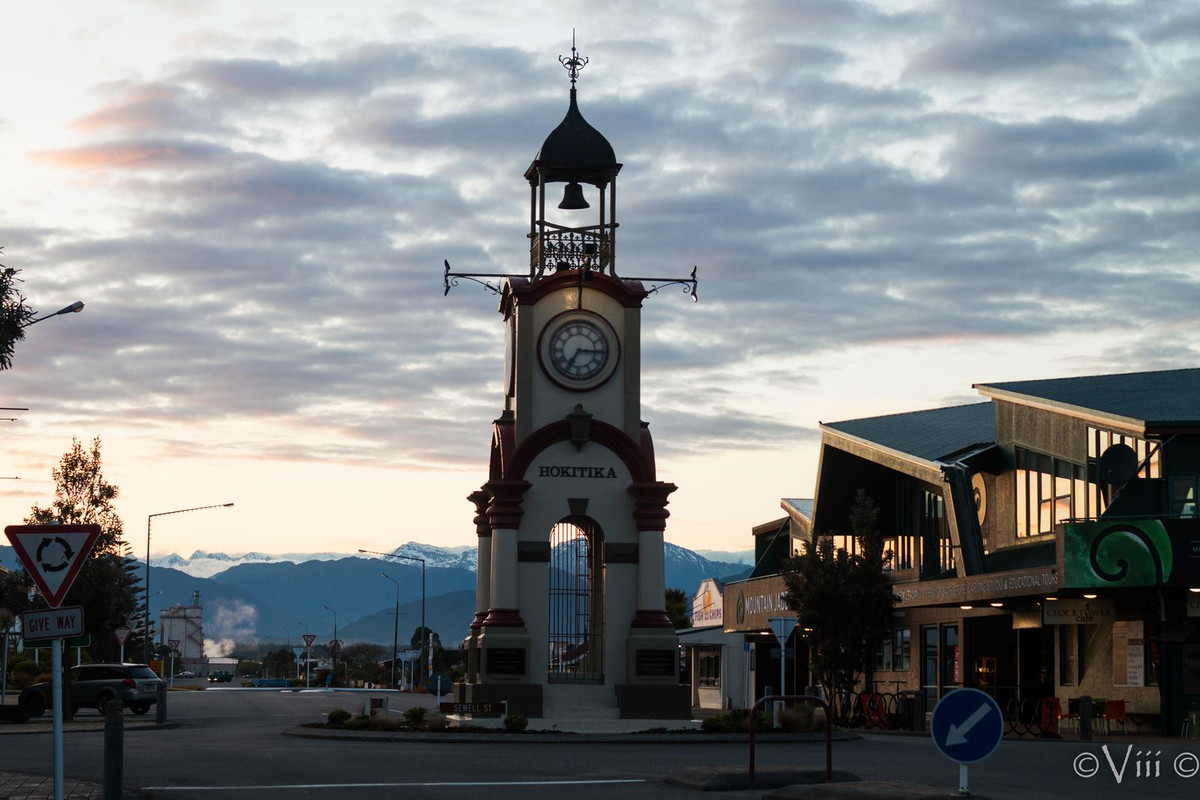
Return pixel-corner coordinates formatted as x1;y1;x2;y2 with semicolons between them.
1059;625;1079;686
697;647;721;688
1172;477;1198;517
893;628;911;671
921;491;954;573
829;534;859;556
1016;448;1090;537
921;626;938;706
876;635;893;671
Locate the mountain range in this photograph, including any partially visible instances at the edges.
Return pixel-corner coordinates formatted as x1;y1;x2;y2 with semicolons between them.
1;542;750;648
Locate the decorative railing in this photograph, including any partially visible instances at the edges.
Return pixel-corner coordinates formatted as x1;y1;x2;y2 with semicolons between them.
531;226;612;274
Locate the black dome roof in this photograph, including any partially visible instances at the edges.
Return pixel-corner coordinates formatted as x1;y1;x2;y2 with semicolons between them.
526;88;620;186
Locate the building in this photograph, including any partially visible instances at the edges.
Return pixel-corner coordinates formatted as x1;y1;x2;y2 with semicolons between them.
808;367;1200;733
159;591;206;675
454;44;692;720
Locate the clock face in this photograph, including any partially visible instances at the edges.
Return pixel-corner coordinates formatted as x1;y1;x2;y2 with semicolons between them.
538;310;620;391
550;320;608;380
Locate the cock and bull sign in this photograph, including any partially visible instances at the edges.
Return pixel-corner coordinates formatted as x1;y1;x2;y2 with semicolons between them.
1061;517;1200;588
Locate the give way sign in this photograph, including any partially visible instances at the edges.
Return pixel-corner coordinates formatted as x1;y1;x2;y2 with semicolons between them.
4;524;101;609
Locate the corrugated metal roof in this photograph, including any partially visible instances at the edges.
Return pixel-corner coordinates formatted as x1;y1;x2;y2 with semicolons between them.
974;368;1200;426
823;402;996;463
781;498;813;519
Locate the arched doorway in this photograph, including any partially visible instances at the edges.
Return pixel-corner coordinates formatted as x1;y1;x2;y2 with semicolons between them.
547;518;605;683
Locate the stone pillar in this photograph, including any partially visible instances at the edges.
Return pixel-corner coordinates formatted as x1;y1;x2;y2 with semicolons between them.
477;480;532;684
465;489;491;683
629;481;677;629
618;481;689;718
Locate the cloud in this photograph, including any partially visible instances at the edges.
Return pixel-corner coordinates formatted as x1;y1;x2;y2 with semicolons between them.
3;0;1200;499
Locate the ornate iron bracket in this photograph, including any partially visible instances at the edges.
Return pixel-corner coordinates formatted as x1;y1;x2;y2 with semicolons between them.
622;265;699;302
444;260;699;303
443;260;525;297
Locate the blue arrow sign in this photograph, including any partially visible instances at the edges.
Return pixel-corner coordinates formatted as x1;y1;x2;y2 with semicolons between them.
931;688;1004;764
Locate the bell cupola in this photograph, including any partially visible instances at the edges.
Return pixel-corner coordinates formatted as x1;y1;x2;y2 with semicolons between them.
524;36;622;279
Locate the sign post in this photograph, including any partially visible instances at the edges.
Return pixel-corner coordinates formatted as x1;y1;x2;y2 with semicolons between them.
168;639;180;686
930;688;1004;794
767;617;794;728
5;523;101;800
302;634;316;688
114;627;131;663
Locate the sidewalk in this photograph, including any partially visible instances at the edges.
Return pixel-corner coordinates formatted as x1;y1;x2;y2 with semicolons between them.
0;772;108;799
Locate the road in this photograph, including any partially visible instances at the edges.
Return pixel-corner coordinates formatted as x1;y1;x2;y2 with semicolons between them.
1;688;1196;798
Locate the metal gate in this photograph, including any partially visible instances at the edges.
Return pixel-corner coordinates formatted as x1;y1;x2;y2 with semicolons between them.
547;519;604;682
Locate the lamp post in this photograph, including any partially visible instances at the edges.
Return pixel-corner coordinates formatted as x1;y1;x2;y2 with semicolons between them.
380;572;400;690
22;301;84;326
322;605;338;686
359;549;425;687
145;504;234;664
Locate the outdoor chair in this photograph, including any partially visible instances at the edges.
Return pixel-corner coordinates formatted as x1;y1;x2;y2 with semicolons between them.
1103;699;1127;735
1061;698;1080;733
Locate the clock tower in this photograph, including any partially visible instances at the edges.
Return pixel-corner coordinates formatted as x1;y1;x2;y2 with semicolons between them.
450;41;694;721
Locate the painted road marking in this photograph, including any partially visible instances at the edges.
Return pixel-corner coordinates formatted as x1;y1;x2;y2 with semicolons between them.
143;779;648;791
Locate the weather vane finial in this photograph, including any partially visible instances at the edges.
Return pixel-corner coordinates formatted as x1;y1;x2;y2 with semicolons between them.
558;28;588;86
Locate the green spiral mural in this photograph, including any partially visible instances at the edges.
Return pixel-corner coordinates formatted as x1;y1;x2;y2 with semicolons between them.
1063;520;1173;588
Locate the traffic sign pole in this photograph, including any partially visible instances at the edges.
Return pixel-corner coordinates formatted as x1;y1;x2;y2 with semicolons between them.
51;638;64;800
930;687;1003;796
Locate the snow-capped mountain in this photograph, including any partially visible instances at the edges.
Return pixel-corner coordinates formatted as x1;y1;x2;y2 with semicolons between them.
152;543;477;578
154;550;359;578
384;541;478;571
150;541;746;599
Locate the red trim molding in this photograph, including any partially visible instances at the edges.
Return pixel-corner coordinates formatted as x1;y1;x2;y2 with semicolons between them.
632;609;675;628
481;608;525;628
501;272;648;317
508;419;655;483
468;489;492;537
485;480;532;529
469;611;488;631
629;481;678;531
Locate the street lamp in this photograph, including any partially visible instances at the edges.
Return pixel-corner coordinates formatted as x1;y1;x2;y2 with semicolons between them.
323;604;338;686
145;503;234;664
23;301;84;326
380;572;400;690
360;549;425;687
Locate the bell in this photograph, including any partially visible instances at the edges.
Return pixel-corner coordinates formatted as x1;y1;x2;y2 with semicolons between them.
558;181;590;210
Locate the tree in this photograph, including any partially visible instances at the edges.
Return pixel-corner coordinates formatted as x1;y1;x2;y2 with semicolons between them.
22;437;143;662
665;588;690;629
781;489;895;723
341;642;387;683
0;249;36;371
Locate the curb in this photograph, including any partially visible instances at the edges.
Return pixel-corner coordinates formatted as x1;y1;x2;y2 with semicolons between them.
283;725;861;745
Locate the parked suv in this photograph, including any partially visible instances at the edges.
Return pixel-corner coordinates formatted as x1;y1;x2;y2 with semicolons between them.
18;663;164;716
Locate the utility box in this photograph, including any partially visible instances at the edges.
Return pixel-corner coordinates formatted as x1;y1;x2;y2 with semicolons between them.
365;696;388;717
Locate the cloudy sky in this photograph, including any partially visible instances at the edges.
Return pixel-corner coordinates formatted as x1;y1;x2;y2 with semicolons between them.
2;0;1198;561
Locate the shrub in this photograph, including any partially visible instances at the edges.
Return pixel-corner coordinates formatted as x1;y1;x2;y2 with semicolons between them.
504;713;528;732
778;704;815;732
424;713;448;731
367;714;404;732
403;706;428;726
345;713;371;730
699;708;772;733
327;708;351;726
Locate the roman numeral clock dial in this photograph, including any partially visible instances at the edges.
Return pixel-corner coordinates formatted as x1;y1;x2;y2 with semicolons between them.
538;310;620;391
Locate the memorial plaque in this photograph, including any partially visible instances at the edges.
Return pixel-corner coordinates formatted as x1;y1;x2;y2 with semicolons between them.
635;648;676;677
486;647;526;676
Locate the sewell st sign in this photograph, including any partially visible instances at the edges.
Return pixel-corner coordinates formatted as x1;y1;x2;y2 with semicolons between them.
23;606;85;642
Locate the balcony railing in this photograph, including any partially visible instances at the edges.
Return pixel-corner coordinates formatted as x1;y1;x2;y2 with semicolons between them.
530;224;612;275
